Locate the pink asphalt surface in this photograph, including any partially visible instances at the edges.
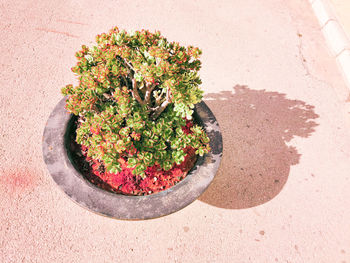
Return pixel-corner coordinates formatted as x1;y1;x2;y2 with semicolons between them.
1;0;350;262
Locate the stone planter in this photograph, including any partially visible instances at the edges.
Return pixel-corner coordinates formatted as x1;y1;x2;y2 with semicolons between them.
42;96;222;220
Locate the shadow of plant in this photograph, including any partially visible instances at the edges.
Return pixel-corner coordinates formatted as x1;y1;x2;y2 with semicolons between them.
199;85;319;209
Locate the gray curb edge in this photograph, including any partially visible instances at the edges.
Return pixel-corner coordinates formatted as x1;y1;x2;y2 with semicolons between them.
310;0;350;90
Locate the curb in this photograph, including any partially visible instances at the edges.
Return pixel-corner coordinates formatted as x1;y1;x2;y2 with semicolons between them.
309;0;350;89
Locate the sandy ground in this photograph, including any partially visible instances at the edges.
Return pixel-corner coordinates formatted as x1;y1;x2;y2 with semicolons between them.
1;0;350;262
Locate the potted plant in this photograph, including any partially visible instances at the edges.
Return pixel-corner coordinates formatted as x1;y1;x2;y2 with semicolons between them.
43;27;222;219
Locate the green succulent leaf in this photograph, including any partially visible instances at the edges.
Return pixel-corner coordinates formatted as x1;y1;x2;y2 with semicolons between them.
62;26;211;176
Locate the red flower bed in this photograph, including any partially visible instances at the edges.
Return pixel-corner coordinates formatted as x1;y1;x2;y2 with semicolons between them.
81;120;198;195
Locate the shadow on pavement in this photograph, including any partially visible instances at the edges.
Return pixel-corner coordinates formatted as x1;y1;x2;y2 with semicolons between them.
199;85;319;209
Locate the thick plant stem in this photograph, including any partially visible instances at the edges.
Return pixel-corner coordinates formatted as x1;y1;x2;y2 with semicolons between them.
118;56;163;113
152;100;169;119
103;93;113;100
122;58;134;75
144;83;156;104
152;88;171;119
119;56;145;106
132;79;145;105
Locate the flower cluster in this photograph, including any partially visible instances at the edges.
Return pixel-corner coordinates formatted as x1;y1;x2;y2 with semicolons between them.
62;27;210;188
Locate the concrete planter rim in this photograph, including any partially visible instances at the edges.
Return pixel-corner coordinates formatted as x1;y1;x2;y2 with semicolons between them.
42;96;222;220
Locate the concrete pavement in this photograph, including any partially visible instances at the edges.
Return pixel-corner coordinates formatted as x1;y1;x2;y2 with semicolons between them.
1;0;350;262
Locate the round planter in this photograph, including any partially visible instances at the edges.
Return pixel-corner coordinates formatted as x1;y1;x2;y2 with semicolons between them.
42;96;222;220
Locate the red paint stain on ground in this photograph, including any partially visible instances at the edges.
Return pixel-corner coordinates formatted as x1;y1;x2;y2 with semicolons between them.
57;19;88;25
0;169;39;196
35;28;79;38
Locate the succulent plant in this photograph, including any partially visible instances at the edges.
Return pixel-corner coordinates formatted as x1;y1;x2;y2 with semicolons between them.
62;27;210;178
